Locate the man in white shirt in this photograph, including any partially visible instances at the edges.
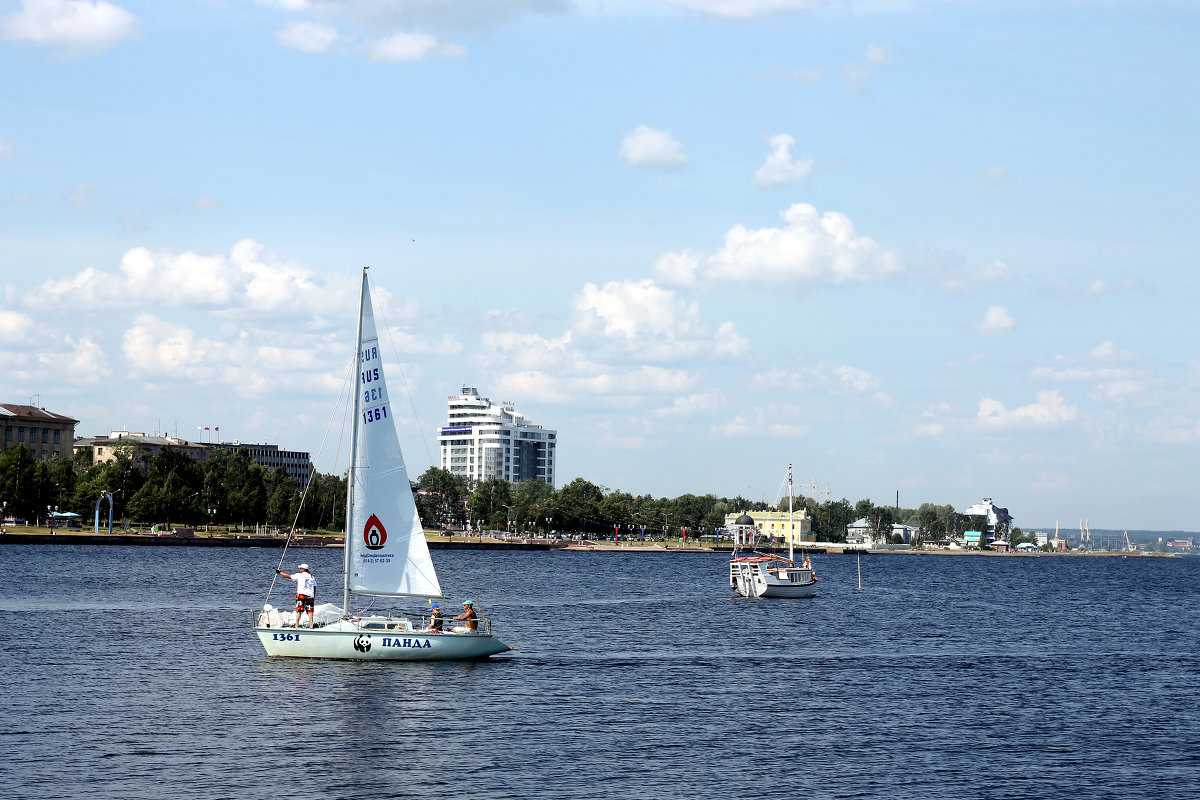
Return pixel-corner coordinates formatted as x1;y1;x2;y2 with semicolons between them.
277;564;316;628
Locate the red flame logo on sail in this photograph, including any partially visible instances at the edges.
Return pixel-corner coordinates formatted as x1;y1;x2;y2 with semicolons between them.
363;513;387;550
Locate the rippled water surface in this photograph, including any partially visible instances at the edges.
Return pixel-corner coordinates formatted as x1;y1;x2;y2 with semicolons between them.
1;545;1197;799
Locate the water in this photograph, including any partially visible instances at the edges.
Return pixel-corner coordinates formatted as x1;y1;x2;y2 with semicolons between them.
1;545;1197;800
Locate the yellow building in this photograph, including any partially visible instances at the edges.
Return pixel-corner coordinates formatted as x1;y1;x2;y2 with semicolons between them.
724;510;812;544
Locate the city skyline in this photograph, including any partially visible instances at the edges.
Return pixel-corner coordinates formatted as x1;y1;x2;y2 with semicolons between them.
2;1;1198;530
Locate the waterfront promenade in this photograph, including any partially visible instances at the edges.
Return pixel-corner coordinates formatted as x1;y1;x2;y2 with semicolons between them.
0;525;1177;556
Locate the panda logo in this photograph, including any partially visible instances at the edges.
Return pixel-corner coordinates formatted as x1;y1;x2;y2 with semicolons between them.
353;634;372;653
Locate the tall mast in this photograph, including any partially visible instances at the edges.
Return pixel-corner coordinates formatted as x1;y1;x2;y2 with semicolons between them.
342;266;369;614
787;463;794;562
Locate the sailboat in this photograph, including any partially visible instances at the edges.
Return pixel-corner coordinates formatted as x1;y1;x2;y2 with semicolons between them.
729;464;818;599
253;267;512;660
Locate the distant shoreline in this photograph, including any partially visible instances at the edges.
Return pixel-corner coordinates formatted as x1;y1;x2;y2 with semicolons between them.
0;528;1183;557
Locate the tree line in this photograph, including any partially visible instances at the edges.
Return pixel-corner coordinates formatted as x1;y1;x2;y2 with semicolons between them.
0;442;1029;544
0;442;342;532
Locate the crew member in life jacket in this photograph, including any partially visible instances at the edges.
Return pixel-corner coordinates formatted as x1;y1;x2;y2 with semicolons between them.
426;603;444;633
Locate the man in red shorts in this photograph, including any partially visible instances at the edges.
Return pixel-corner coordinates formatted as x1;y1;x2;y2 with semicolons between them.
276;563;316;628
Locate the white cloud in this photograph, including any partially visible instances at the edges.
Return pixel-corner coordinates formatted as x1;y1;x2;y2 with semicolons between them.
790;66;821;84
275;21;342;53
280;0;567;33
0;310;37;344
1144;415;1200;445
1085;277;1142;296
1089;340;1133;361
653;202;900;292
983;165;1010;182
939;259;1011;294
575;279;698;340
122;315;224;381
1029;343;1146;406
384;329;464;356
974;305;1014;334
25;239;356;319
835;365;881;394
752;133;814;188
121;207;146;234
43;335;109;385
977;390;1078;429
262;0;566;61
121;313;339;396
0;0;140;53
491;365;695;408
363;32;464;62
712;405;810;438
194;197;223;211
653;391;726;418
572;278;747;360
618;125;687;171
480;330;573;371
664;0;824;19
0;142;15;159
67;181;94;209
846;41;898;91
752;363;890;405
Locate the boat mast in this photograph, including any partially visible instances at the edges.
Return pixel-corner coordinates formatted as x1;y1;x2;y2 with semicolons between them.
342;266;369;614
787;463;794;563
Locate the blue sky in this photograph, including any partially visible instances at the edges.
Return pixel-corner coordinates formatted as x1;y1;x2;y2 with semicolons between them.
2;0;1198;530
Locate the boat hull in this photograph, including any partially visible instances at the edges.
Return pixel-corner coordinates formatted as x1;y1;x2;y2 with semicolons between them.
730;559;818;599
745;581;818;599
255;627;512;661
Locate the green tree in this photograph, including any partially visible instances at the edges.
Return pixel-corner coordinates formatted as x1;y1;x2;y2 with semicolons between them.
467;478;514;530
223;450;267;529
557;477;604;535
0;444;37;520
810;498;852;543
416;467;469;529
126;446;204;527
509;477;554;533
868;506;895;543
265;466;300;527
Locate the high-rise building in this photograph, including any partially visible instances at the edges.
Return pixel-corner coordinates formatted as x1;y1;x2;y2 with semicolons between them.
438;387;556;487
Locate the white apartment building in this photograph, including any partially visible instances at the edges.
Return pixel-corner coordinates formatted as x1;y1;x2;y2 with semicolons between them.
438;387;556;487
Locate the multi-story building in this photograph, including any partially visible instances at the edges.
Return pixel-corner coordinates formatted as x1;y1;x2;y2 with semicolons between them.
963;497;1012;537
208;441;312;490
1;404;78;461
75;430;209;470
438;386;556;486
73;431;312;490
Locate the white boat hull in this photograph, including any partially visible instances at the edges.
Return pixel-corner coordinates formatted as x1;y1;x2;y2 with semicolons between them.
730;558;818;599
255;625;511;661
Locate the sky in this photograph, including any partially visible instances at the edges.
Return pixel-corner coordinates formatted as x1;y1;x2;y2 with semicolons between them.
1;0;1198;531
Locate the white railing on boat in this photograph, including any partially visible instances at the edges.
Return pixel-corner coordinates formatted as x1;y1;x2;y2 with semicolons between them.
252;609;493;636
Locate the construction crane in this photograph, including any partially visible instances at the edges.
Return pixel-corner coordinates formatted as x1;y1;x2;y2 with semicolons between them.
797;476;831;503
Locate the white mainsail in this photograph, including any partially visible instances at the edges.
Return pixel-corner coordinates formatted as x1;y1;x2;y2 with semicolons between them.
346;273;443;599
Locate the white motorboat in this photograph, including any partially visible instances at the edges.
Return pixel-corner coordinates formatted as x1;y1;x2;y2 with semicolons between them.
253;267;512;660
729;464;819;599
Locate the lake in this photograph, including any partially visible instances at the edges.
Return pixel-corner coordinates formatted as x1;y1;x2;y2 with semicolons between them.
0;545;1196;799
